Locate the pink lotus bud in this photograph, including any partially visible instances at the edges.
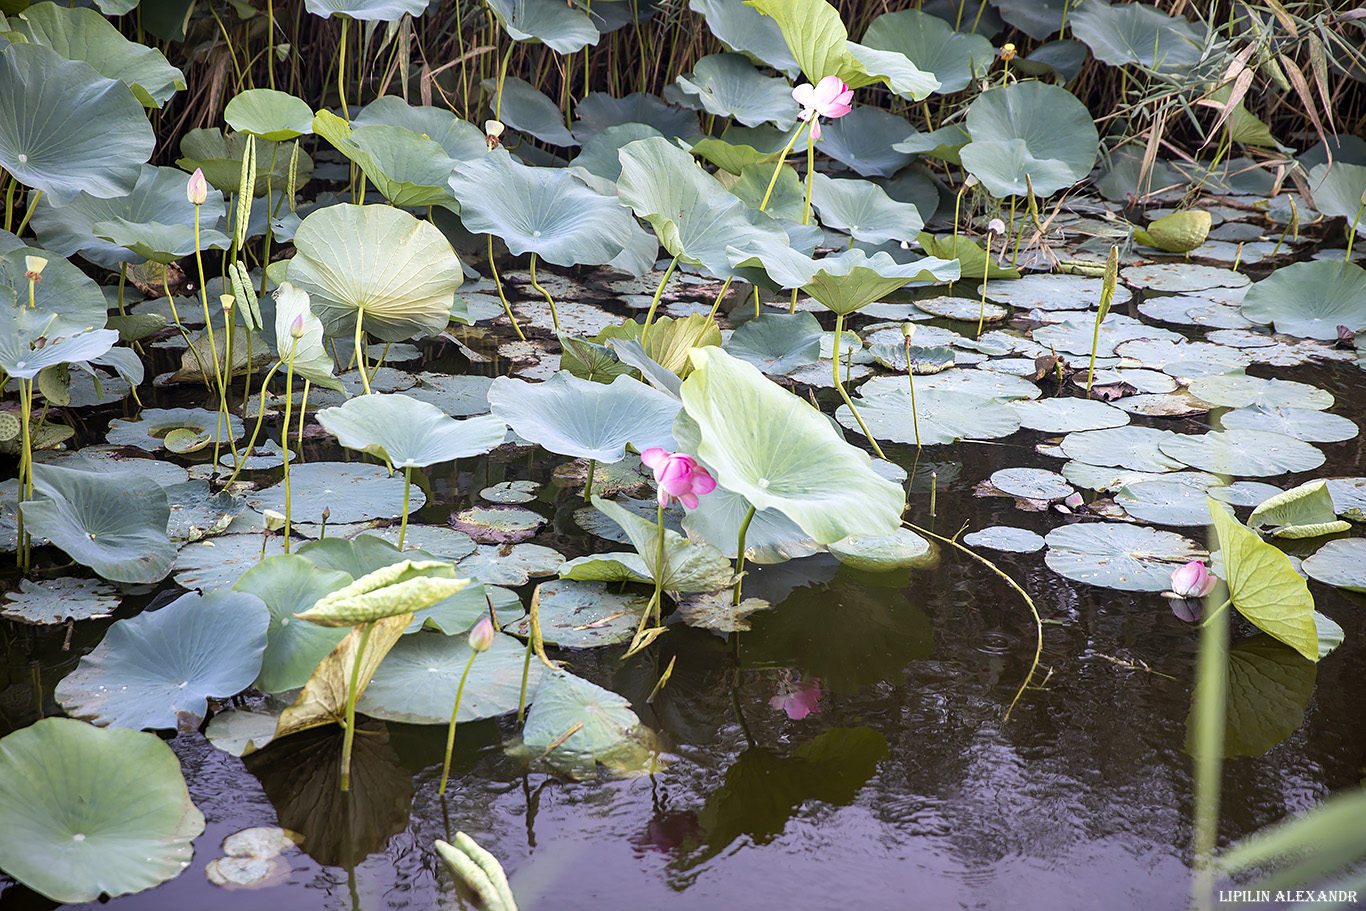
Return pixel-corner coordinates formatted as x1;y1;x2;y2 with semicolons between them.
187;168;208;206
640;448;717;510
1063;492;1084;509
288;313;306;339
1169;560;1216;599
468;616;495;652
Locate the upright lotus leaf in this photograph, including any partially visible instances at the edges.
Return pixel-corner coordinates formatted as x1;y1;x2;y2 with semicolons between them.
316;393;507;468
286;203;465;341
809;174;924;245
1068;0;1209;74
7;3;185;107
0;247;107;329
680;347;905;542
313;112;459;209
0;304;117;383
0;43;154;205
93;215;231;264
724;311;822;375
489;371;680;462
177;128;314;197
595;313;722;378
728;161;805;221
448;151;634;266
294;560;468;626
861;9;993;94
689;0;800;77
520;669;645;764
992;0;1068;39
485;0;599;53
232;555;352;693
1246;480;1352;539
568;123;665;194
353;96;490;161
1307;161;1366;237
21;462;174;584
674;53;801;128
486;76;579;147
816;106;917;177
224;89;314;140
593;497;736;591
55;590;270;729
304;0;427;19
959;81;1099;198
916;232;1021;279
1240;261;1366;340
893;122;971;163
273;282;343;390
0;718;205;903
1209;499;1318;661
727;245;959;313
574;92;702;142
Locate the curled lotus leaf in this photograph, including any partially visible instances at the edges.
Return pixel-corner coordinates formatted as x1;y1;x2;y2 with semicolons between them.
294;560;469;627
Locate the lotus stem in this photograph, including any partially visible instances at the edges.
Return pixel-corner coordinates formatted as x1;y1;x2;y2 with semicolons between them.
16;378;33;571
1347;198;1365;261
653;502;666;622
296;380;310;464
161;271;214;404
1191;597;1232;911
337;16;350;121
3;176;14;234
116;263;128;316
222;361;282;489
266;0;276;89
705;276;734;321
802;120;815;226
978;233;994;336
495;42;514;122
516;636;532;722
438;646;481;795
758;121;808;212
194;203;235;469
528;253;560;332
1009;196;1022;268
903;338;922;450
353;308;372;394
14;190;41;237
831;313;886;460
640;254;679;346
282;337;298;549
398;465;412;550
340;622;374;791
583;459;595;501
488;235;525;340
930;471;937;518
731;503;756;606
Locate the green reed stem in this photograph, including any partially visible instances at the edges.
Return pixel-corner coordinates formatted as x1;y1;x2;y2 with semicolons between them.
705;276;734;321
282;336;298;548
487;235;525;340
1191;597;1232;911
758;122;808;212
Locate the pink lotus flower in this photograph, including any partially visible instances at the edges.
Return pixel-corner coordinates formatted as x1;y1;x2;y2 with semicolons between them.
640;448;716;509
1169;560;1216;599
792;75;853;141
770;673;821;720
186;168;208;206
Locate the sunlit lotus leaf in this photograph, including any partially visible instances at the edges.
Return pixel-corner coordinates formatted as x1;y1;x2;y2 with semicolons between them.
1239;261;1366;340
689;0;800;77
304;0;427;19
573;92;702;142
1043;522;1205;592
962;525;1044;553
176;129;313;198
489;371;679;462
93;212;230;264
8;3;185;107
248;462;421;524
286;203;465;341
725;312;822;375
0;43;154;205
690;135;784;175
1010;397;1130;432
1158;429;1324;477
835;381;1020;446
0;718;204;903
0;301;117;381
508;579;649;647
1069;0;1208;74
959;81;1099;198
680;347;904;543
680;483;822;563
728;246;958;313
861;9;993;94
313;113;459;208
272;282;342;390
232;555;352;693
1307;161;1366;238
57;589;269;729
593;498;736;592
520;668;643;762
352;96;490;161
597;314;722;380
558;551;652;583
1;577;120;625
809;174;923;245
1209;500;1318;661
675;53;801;128
726;160;804;220
316;393;506;469
21;462;174;584
490;76;579;146
485;0;599;53
1220;405;1357;444
1302;539;1366;593
916;232;1020;279
828;527;934;571
358;632;542;724
1116;480;1224;526
449;150;634;266
224;89;314;140
816;106;917;177
1246;480;1352;539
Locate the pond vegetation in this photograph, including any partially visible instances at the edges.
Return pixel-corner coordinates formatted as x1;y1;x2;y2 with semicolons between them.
2;0;1366;907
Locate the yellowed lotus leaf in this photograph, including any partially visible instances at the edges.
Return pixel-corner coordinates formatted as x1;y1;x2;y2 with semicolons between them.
294;559;467;626
1134;210;1211;253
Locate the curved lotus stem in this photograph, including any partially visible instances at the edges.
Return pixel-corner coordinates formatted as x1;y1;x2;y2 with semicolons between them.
640;254;679;346
528;253;560;332
353;307;371;395
732;503;757;606
487;235;525;341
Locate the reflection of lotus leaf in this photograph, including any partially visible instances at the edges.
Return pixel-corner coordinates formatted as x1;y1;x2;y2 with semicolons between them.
1186;635;1315;758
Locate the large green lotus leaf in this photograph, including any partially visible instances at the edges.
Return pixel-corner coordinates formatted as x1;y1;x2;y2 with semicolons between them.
488;76;578;146
1189;635;1316;758
724;311;822;375
574;92;702;142
1307;162;1366;238
1187;374;1333;411
1220;405;1357;445
0;43;153;205
893;122;971;163
93;215;230;265
317;393;506;469
352;96;490;161
314;112;460;208
1239;261;1366;340
959;81;1098;198
273;281;343;390
224;88;314;140
0;300;116;381
1247;480;1352;539
992;0;1067;39
56;590;269;729
1158;430;1325;477
809;173;924;245
511;579;649;647
8;3;185;107
232;554;352;693
815;106;916;177
1043;522;1205;591
836;383;1021;445
1209;499;1318;661
489;371;679;462
1;577;120;624
303;0;427;19
567;123;664;194
861;9;993;94
1069;0;1208;74
690;135;784;175
680;482;822;563
448;150;633;266
176;128;313;198
674;53;801;129
558;551;652;583
596;313;723;380
593;498;737;592
726;245;958;311
0;718;204;903
485;0;599;53
22;462;173;583
916;232;1021;279
1302;539;1366;593
680;347;905;543
357;631;541;724
247;462;423;524
520;668;643;762
295;560;466;626
689;0;800;77
285;203;464;341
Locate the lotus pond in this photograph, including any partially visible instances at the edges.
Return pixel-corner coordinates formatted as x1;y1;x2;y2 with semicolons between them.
4;0;1366;907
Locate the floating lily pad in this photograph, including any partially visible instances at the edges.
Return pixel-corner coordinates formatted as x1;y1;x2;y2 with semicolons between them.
827;527;934;571
1116;480;1224;527
1208;481;1282;508
247;462;422;524
1325;478;1366;520
675;591;772;632
838;384;1021;446
1044;522;1205;592
407;374;494;416
1158;430;1324;477
982;273;1132;311
450;506;545;544
988;467;1073;501
1059;426;1187;473
913;296;1009;323
1220;406;1357;444
1301;539;1366;593
106;407;244;452
1;577;120;625
519;669;643;763
457;543;564;586
1009;397;1129;432
1187;374;1333;411
204;708;281;757
509;580;649;648
1032;313;1182;357
962;525;1044;553
174;533;303;592
480;481;539;503
1120;263;1249;293
1112;338;1252;380
911;368;1041;400
164;481;244;543
56;590;269;730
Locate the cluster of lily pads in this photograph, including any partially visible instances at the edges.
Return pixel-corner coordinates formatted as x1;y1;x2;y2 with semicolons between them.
3;0;1366;902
